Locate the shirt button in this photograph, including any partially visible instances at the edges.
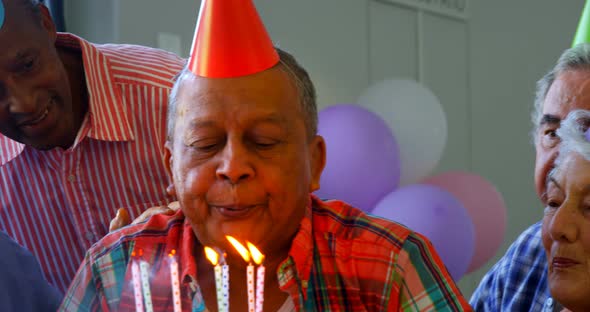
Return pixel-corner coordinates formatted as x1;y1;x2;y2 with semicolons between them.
545;298;553;307
67;174;76;182
85;232;94;241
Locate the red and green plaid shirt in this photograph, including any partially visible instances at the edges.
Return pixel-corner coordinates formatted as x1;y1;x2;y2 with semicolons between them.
60;196;471;311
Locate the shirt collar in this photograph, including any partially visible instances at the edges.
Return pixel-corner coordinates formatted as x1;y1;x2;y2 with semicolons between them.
277;196;315;300
180;217;198;286
0;33;134;166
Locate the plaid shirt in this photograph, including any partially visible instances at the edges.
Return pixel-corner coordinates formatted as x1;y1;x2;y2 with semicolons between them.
60;196;471;311
470;222;549;311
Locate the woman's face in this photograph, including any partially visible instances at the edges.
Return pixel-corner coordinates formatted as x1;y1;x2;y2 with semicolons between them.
543;152;590;312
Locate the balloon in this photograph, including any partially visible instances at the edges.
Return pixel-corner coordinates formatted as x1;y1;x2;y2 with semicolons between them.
357;79;447;185
316;104;401;212
423;172;507;273
372;184;474;281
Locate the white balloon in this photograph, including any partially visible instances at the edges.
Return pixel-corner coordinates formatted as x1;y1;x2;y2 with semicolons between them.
358;79;447;185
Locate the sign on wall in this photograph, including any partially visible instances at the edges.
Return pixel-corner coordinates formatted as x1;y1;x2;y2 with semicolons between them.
375;0;468;20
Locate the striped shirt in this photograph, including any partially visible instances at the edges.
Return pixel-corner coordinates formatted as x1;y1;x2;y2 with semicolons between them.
60;196;472;311
0;33;184;292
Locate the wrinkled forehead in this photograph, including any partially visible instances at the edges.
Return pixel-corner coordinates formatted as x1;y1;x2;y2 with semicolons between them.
544;70;590;114
175;69;299;117
0;1;43;47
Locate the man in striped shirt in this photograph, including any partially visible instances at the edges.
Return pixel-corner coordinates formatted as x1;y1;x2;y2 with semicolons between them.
0;0;183;292
60;48;472;311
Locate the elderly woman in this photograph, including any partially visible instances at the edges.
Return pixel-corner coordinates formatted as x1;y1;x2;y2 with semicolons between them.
542;109;590;312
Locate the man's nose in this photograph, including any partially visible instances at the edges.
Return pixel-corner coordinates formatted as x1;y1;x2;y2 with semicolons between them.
1;80;36;114
216;141;255;184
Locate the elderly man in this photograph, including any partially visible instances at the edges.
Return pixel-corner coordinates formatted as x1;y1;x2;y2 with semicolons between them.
0;0;182;292
59;47;471;311
470;44;590;311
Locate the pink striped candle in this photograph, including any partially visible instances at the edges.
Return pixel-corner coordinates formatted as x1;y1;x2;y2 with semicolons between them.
247;263;255;312
168;250;182;312
255;264;265;312
247;242;265;312
131;253;144;312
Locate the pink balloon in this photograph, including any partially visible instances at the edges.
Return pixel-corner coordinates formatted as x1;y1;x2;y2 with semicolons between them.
423;172;507;273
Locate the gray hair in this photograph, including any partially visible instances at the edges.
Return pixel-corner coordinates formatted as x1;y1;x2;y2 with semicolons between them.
553;110;590;170
166;48;317;141
532;43;590;141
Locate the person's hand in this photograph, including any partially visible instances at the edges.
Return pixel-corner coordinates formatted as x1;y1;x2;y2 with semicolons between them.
108;202;180;232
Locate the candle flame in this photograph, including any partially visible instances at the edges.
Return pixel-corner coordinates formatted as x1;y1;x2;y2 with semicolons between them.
204;246;219;266
246;242;264;265
226;235;250;263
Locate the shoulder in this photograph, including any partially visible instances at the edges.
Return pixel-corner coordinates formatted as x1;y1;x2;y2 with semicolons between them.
87;211;185;262
470;221;548;311
312;197;413;244
95;43;186;88
0;232;62;311
311;199;470;310
312;197;412;253
0;231;43;276
494;221;545;271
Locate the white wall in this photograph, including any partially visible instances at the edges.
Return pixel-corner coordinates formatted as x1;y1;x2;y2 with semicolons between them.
65;0;585;296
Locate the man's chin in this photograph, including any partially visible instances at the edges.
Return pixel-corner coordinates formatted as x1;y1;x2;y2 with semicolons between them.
35;143;58;151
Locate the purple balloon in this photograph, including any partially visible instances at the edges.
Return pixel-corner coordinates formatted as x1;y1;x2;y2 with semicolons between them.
372;184;475;281
315;104;400;212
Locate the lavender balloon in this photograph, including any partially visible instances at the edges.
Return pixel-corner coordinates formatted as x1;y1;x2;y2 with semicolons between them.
372;184;475;281
315;104;400;212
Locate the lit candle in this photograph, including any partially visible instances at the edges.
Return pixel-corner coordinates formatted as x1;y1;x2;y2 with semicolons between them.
131;252;144;312
226;236;254;312
168;250;182;312
138;250;154;312
247;242;265;312
204;247;225;312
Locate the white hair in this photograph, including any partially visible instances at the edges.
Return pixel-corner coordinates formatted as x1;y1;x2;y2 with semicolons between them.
554;110;590;166
531;44;590;143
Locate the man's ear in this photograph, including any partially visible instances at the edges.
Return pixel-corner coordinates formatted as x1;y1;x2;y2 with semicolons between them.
38;4;57;42
164;141;176;197
309;135;326;192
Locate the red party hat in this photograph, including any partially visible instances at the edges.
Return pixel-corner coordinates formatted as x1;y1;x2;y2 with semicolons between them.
188;0;279;78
